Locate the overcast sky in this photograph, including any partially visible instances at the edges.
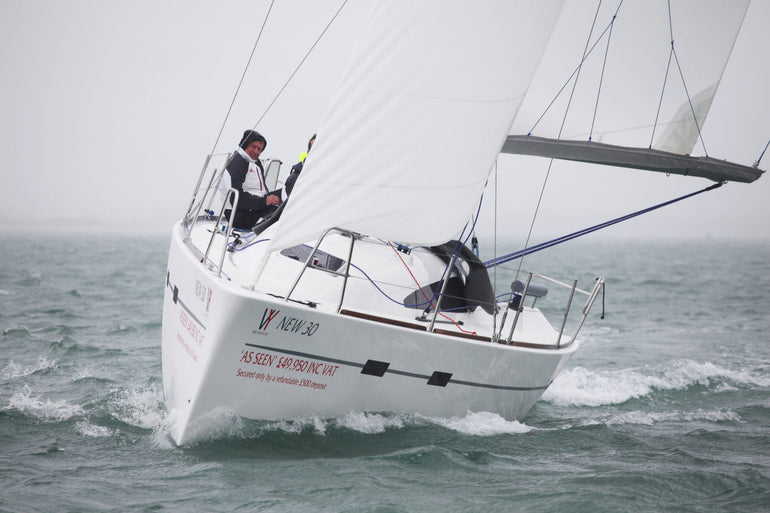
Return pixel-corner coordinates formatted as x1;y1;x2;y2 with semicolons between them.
1;0;768;242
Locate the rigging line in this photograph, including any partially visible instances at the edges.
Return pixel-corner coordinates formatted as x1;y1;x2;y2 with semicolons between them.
389;194;485;314
209;0;276;158
348;262;473;311
665;0;707;157
359;195;487;316
527;25;610;135
755;139;770;168
589;12;617;141
484;181;723;268
527;0;622;135
515;0;606;284
346;262;464;311
251;0;350;130
650;0;676;148
650;43;674;149
493;160;498;302
671;45;707;156
387;242;476;335
348;263;413;307
370;225;470;312
493;160;498;336
430;193;485;298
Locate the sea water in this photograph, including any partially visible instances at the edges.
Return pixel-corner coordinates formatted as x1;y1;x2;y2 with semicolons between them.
1;234;769;512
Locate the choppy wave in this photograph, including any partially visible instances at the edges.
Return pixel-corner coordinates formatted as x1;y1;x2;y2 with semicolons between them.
7;386;84;421
156;358;769;444
602;408;742;426
163;409;534;446
419;411;531;435
75;421;116;437
1;325;31;337
110;385;166;430
2;356;765;446
3;382;166;438
1;357;58;380
2;236;770;512
542;359;770;407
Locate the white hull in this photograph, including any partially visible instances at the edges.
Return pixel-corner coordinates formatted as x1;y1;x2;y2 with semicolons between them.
162;221;583;445
157;1;762;446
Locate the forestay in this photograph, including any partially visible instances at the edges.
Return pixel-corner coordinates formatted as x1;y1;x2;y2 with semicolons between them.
268;0;565;251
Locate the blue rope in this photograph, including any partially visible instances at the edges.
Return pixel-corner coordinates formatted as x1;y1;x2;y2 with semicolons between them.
484;181;723;268
228;236;270;252
352;192;487;312
414;193;485;310
349;263;425;308
755;139;770;168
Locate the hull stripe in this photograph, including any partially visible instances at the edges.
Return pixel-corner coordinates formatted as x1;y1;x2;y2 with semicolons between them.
166;276;207;330
244;343;550;391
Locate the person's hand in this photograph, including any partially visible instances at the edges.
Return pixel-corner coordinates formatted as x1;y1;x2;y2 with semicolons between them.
266;194;280;206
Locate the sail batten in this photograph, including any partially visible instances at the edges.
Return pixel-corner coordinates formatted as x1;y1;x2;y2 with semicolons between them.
502;135;764;184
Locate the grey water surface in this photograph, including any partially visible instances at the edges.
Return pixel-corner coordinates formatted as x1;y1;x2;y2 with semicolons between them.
1;234;768;512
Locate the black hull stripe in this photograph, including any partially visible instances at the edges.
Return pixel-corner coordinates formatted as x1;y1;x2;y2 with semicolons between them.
166;275;207;330
245;343;549;392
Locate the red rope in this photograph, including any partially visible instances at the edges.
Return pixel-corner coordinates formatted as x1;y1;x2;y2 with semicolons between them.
388;242;477;335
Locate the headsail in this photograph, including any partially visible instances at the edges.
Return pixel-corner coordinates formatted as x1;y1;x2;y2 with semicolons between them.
267;0;565;251
505;0;763;183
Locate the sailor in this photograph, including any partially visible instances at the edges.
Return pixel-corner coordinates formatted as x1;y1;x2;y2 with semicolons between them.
221;130;282;229
283;133;316;198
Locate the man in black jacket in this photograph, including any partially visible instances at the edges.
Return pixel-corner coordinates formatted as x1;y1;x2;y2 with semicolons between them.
221;130;282;229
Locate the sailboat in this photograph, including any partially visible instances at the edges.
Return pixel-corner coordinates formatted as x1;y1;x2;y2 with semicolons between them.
161;0;764;445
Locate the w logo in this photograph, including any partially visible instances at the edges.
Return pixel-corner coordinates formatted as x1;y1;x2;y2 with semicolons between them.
259;308;280;330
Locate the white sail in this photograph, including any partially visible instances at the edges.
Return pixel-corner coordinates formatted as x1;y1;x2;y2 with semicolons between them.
654;84;717;155
506;0;753;175
268;0;565;251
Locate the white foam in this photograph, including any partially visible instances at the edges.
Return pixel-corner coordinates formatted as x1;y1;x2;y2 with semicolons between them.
7;387;83;421
422;411;532;436
164;408;535;444
542;367;652;406
112;386;165;430
75;421;114;437
543;359;770;407
165;407;246;444
1;357;58;380
72;366;94;381
336;411;406;433
265;415;326;435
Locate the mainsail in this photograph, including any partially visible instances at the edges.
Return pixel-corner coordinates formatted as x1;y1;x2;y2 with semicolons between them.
268;0;565;251
266;0;762;255
505;0;762;183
